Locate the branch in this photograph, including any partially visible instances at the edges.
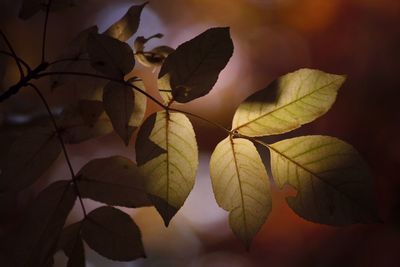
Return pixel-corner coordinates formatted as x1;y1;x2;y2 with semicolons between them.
0;50;31;71
0;30;24;78
27;83;87;218
42;0;53;63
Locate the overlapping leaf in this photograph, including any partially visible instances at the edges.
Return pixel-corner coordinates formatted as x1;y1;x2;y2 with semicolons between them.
0;126;61;192
104;2;147;42
134;35;174;68
87;33;134;78
136;111;198;225
232;69;346;137
269;135;378;225
59;100;113;144
77;156;151;207
158;27;233;103
13;181;77;267
103;79;146;145
210;137;271;248
58;222;84;267
81;206;145;261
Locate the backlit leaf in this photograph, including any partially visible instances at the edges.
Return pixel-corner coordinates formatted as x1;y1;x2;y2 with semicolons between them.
157;73;173;105
159;27;233;103
59;100;113;144
13;181;77;266
82;206;145;261
103;79;146;145
77;156;151;207
87;33;134;78
210;137;271;248
269;135;378;225
136;111;198;225
134;35;174;67
232;69;346;137
104;2;147;42
0;126;61;192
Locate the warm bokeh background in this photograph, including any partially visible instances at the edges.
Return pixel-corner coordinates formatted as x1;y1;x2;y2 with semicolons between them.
1;0;400;266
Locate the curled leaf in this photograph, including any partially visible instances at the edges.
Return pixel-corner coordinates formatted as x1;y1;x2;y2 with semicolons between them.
82;206;145;261
134;34;174;68
77;156;151;207
210;137;271;248
159;27;233;103
104;2;147;42
136;111;198;225
269;135;378;225
232;69;346;137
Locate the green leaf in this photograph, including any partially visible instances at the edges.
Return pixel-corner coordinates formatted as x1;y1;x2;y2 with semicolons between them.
0;126;61;192
136;111;198;225
158;27;233;103
104;2;147;42
87;33;134;78
13;181;77;267
59;100;113;144
50;25;98;90
103;79;146;145
81;206;145;261
77;156;151;207
210;137;271;248
58;223;85;267
269;135;378;225
232;69;346;137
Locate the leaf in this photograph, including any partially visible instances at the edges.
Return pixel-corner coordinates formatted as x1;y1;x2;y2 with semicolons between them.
136;111;198;225
134;35;175;68
104;2;147;42
269;135;378;225
77;156;151;207
87;33;135;78
81;206;145;261
58;222;85;267
50;25;98;90
0;126;61;192
232;69;346;137
0;38;7;86
158;27;233;103
59;100;113;144
103;79;146;145
210;137;271;248
157;73;173;105
13;181;77;267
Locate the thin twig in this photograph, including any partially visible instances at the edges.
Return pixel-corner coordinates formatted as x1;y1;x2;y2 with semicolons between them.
0;30;24;78
0;50;31;71
47;57;90;66
37;71;166;109
42;0;53;63
28;83;87;218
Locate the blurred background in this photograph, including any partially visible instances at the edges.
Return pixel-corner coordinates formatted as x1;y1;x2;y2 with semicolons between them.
1;0;400;266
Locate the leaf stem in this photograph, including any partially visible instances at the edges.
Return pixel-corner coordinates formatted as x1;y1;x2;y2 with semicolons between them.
0;30;24;78
28;83;87;218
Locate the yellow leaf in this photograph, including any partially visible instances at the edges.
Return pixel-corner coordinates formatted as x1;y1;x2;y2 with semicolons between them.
210;137;271;248
269;135;379;225
232;69;346;137
136;111;198;225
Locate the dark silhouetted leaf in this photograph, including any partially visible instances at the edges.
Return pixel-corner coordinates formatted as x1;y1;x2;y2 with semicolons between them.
58;222;85;267
13;181;77;267
210;137;271;248
104;2;147;42
50;25;98;90
136;111;198;225
59;100;113;144
77;156;151;207
232;69;346;137
103;79;146;145
87;33;134;78
0;126;61;192
82;206;145;261
159;27;233;103
19;0;85;20
269;135;379;225
0;38;6;86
